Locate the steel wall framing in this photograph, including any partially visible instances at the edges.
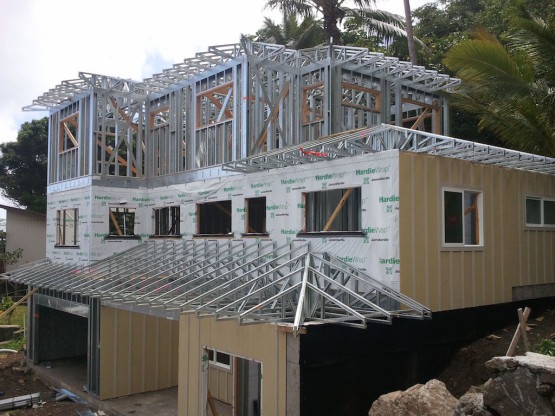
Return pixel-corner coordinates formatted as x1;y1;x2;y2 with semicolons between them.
29;39;459;185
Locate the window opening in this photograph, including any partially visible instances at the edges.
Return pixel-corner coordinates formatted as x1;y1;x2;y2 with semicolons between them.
59;113;79;153
197;200;232;236
109;207;136;236
443;189;482;246
153;206;180;236
245;197;266;234
304;188;361;233
56;208;78;246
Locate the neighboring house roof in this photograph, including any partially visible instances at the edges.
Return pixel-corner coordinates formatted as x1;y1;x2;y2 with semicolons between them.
0;204;46;219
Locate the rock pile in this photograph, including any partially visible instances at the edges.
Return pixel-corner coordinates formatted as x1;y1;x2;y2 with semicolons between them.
369;379;458;416
368;352;555;416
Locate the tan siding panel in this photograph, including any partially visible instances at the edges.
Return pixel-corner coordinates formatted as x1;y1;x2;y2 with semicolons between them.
116;310;130;397
180;315;287;416
130;313;144;394
399;153;414;300
144;315;157;392
99;307;115;399
400;151;555;313
412;155;428;304
427;157;440;311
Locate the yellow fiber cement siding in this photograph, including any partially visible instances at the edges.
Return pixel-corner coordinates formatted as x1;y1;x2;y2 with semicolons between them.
399;152;555;312
178;315;287;416
99;307;179;399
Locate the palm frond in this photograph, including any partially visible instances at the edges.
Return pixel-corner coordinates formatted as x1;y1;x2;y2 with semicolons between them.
344;7;427;49
444;35;534;100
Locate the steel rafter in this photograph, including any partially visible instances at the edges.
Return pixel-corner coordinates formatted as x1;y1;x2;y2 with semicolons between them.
222;124;555;175
26;38;460;111
1;239;430;334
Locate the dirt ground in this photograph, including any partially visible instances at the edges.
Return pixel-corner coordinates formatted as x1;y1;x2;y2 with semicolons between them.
0;352;92;416
437;307;555;398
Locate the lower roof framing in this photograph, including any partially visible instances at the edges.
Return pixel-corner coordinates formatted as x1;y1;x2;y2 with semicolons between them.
2;239;430;334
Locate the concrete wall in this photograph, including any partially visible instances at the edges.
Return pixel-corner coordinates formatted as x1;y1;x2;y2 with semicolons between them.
177;315;288;416
99;306;179;400
399;151;555;312
5;209;46;272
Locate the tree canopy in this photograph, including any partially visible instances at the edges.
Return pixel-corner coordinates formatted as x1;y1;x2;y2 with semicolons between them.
263;0;408;46
0;117;48;213
444;4;554;156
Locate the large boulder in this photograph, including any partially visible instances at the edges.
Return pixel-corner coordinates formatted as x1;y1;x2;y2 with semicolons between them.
483;353;555;416
369;379;458;416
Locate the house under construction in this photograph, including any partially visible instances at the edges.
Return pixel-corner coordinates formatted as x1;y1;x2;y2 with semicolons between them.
4;38;555;415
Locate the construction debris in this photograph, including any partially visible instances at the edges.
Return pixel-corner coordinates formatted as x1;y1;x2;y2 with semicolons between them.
0;392;41;410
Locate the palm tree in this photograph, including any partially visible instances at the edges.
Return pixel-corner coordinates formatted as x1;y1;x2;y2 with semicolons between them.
265;0;408;45
444;5;554;156
256;14;324;48
403;0;417;64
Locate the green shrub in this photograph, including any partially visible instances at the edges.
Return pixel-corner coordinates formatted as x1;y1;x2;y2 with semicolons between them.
0;295;13;311
536;339;555;356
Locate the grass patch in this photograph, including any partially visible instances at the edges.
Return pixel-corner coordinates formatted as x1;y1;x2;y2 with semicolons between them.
2;333;26;351
0;305;27;326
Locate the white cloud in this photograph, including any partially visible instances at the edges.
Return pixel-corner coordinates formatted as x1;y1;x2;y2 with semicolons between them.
0;0;433;143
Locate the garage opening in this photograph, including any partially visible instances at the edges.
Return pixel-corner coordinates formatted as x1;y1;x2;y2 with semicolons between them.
28;294;100;395
34;305;88;386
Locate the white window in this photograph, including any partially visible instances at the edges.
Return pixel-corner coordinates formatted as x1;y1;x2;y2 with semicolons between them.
526;197;555;228
56;208;78;246
443;188;483;247
207;348;231;370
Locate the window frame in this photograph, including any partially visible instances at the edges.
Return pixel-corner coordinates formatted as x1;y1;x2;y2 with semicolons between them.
300;187;363;236
56;208;79;247
525;196;555;229
107;207;138;238
152;206;181;237
442;187;483;249
207;348;232;371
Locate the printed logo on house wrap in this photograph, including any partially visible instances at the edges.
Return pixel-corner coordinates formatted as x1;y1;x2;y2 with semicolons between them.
251;181;271;189
355;166;390;175
356;165;391;182
281;178;307;185
315;172;344;181
281;229;297;235
337;255;366;264
379;257;400;265
364;226;390;241
266;203;288;211
378;195;399;203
